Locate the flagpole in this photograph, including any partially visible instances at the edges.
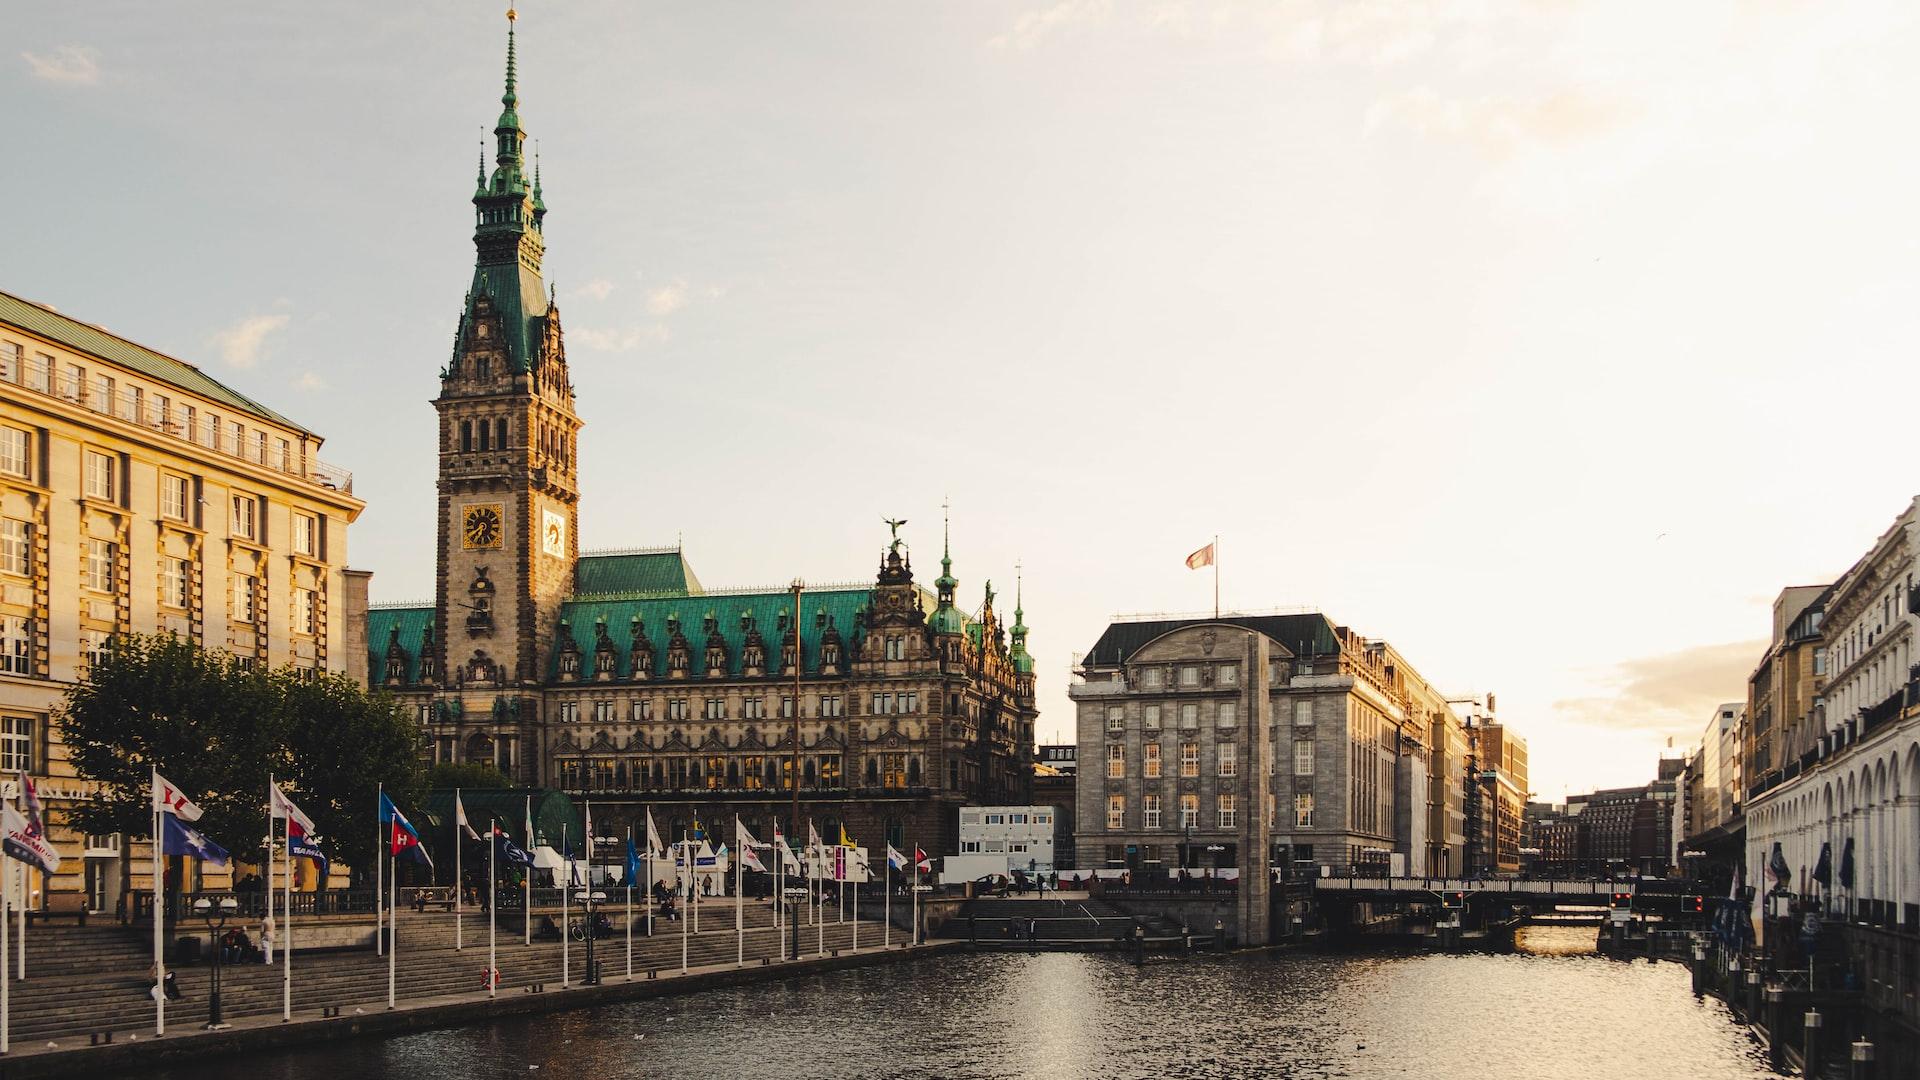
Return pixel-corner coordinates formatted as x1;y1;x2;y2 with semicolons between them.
1213;533;1220;619
560;821;570;988
644;812;653;940
523;796;532;946
814;827;823;958
152;767;164;1037
281;807;292;1022
624;824;633;982
912;845;921;947
375;781;384;958
454;788;463;952
488;816;497;1000
687;826;695;972
735;818;744;967
266;774;275;971
852;849;859;952
2;811;12;1055
386;824;397;1010
883;846;891;949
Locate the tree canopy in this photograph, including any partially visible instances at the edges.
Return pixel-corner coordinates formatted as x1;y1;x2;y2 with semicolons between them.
60;633;424;880
427;761;513;791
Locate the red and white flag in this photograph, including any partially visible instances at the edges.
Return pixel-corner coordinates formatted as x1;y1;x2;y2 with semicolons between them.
1185;543;1214;570
914;847;931;873
269;781;314;832
152;771;203;821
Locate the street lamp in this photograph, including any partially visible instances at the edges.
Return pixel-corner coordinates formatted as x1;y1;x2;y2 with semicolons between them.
193;896;239;1029
584;888;606;984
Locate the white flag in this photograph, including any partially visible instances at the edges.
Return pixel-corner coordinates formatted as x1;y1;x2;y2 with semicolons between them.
737;817;765;850
269;781;314;832
645;809;664;859
152;771;203;821
454;790;480;841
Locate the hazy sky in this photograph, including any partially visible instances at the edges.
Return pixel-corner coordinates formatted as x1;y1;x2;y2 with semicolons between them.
9;1;1919;800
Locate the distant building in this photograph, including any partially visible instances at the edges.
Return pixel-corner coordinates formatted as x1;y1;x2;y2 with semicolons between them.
1037;744;1077;776
1467;718;1528;875
1744;585;1830;802
1694;702;1745;834
945;805;1063;882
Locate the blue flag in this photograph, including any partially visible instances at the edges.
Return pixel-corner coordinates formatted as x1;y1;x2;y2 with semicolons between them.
381;791;433;868
492;824;531;867
626;836;641;886
162;814;231;868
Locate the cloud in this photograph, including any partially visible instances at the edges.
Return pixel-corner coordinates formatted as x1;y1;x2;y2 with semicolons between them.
645;281;689;317
294;372;325;392
576;278;615;301
1365;86;1632;158
991;0;1114;50
572;325;671;352
211;314;290;368
21;45;100;85
1550;639;1764;741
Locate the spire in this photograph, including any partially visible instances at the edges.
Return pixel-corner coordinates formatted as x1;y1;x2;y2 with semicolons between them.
1010;562;1033;675
474;141;487;196
464;5;549;377
503;9;519;111
935;497;956;597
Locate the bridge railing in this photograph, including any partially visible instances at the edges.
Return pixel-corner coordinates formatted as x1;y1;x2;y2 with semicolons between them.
1312;875;1622;895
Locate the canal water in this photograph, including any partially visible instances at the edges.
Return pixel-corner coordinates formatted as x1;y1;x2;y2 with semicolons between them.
144;928;1772;1079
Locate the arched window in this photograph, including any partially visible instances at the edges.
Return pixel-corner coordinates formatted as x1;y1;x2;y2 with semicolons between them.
726;760;741;788
865;757;880;787
495;417;508;448
908;756;922;786
460;420;473;453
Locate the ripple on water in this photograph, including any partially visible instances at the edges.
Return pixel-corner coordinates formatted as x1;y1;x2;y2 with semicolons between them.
135;931;1774;1080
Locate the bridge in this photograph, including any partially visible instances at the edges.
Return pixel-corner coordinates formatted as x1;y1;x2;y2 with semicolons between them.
1313;877;1625;904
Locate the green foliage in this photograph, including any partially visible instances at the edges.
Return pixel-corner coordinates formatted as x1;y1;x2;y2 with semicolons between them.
59;634;424;880
427;761;512;791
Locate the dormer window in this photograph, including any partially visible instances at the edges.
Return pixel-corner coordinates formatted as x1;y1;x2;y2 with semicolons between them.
559;650;580;676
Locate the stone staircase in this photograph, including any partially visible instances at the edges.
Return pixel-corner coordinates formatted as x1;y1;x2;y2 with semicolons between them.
0;901;886;1046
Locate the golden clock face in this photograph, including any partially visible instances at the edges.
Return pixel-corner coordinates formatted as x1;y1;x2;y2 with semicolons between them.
462;503;504;550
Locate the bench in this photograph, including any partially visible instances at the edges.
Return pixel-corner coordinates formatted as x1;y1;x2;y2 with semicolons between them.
405;886;457;913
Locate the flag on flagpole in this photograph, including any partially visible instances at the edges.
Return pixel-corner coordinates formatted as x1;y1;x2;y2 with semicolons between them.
152;772;203;821
2;774;58;874
491;824;532;866
272;784;327;877
773;824;800;873
737;818;766;872
454;790;481;841
646;809;664;859
380;792;433;868
838;823;856;850
887;845;908;873
269;781;315;831
625;834;642;885
161;815;231;867
1185;543;1214;570
914;847;931;873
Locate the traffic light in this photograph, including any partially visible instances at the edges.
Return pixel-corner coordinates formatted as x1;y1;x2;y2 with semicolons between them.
1687;895;1704;914
1610;891;1633;910
1442;891;1465;910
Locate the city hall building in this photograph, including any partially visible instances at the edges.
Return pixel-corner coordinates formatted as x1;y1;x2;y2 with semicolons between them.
365;19;1038;856
0;290;366;913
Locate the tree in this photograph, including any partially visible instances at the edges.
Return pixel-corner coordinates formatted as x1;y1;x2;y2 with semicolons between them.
60;633;426;900
427;761;512;791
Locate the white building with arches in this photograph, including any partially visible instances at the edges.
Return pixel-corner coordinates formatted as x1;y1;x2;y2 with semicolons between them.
1747;498;1920;930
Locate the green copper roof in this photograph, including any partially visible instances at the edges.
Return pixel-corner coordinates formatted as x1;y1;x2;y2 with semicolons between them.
553;587;872;681
0;289;313;436
574;550;702;598
368;604;435;684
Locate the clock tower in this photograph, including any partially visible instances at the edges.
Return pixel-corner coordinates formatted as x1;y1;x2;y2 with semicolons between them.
432;12;580;746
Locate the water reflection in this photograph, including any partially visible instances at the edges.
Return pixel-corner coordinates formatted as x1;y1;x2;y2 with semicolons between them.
144;928;1772;1080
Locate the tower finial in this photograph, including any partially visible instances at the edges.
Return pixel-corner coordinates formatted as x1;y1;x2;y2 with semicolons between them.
935;495;957;597
503;8;519;109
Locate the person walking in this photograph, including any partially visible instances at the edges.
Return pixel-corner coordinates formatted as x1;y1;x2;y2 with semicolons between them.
261;913;276;965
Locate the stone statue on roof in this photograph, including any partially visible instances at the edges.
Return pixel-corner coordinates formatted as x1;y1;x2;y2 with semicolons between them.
884;517;908;555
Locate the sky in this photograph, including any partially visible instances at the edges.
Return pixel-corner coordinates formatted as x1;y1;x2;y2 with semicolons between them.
8;0;1920;802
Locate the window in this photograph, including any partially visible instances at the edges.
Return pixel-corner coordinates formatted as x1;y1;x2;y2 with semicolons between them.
92;373;114;414
231;574;258;623
704;698;725;720
0;427;28;479
182;405;197;443
84;539;115;593
278;438;292;471
80;629;112;671
560;701;579;723
1106;794;1125;830
820;695;843;717
1813;647;1827;676
203;413;219;448
0;617;31;675
0;341;16;382
1143;794;1162;829
1106;706;1124;732
0;716;31;771
1141;667;1163;689
1144;743;1162;778
1179;666;1199;687
1294;793;1314;828
59;364;82;402
1179;793;1199;829
1144;704;1161;730
1293;699;1314;726
1218;663;1238;686
230;494;258;541
1295;739;1315;776
630;700;651;722
742;696;765;719
1218;743;1237;777
1180;741;1199;778
885;636;903;660
292;587;317;635
84;451;116;501
0;520;28;577
161;474;190;521
1180;703;1198;729
667;698;688;720
592;700;614;723
1218;701;1237;727
1217;793;1237;828
230;421;244;456
127;386;143;424
155;394;170;430
293;513;318;557
162;558;190;610
1107;743;1125;779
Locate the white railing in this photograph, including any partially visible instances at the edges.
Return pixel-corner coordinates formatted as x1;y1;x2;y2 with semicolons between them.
0;352;352;494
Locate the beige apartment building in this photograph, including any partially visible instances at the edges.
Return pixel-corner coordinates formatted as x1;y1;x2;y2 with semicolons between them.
0;289;365;913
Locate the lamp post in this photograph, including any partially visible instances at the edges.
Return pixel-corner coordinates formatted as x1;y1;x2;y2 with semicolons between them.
789;578;803;963
193;896;239;1029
